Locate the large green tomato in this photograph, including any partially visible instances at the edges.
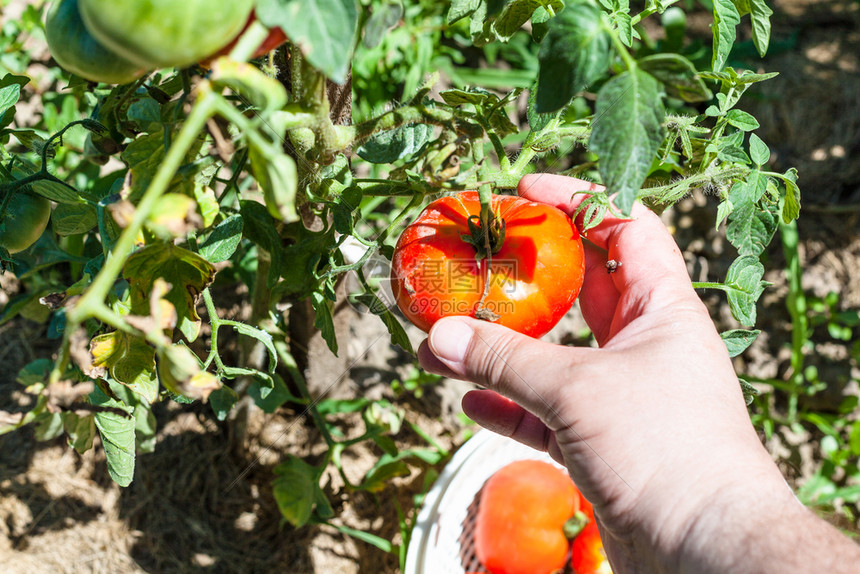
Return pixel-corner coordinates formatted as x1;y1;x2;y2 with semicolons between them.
0;192;51;254
45;0;148;85
78;0;255;69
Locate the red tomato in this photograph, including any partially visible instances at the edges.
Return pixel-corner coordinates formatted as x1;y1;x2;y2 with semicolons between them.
390;191;584;338
571;495;613;574
475;460;579;574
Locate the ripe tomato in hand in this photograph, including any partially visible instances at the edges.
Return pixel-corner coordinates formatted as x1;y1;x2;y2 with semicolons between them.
390;191;584;338
475;460;579;574
0;191;51;254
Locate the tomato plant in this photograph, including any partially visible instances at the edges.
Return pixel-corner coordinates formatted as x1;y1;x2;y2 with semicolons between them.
0;0;801;568
200;12;288;66
45;0;149;85
78;0;254;68
0;191;51;254
391;191;584;338
475;460;579;574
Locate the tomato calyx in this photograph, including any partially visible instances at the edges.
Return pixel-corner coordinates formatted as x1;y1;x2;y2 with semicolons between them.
460;205;507;323
563;510;590;539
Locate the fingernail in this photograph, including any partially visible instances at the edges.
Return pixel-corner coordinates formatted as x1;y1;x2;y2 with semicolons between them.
429;318;473;364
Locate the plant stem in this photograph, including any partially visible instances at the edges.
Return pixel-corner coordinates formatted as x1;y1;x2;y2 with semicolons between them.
781;218;807;423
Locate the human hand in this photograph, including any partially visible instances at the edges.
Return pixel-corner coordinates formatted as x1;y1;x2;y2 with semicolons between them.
417;174;806;572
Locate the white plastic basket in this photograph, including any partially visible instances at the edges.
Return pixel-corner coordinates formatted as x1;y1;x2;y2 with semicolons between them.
405;430;565;574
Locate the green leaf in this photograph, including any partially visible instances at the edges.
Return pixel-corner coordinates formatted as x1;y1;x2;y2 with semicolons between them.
199;214;244;263
527;83;558;131
239;200;284;288
589;69;666;215
637;54;713;103
133;403;157;454
0;74;28;119
721;329;760;357
312;288;338;355
90;331;159;404
257;0;358;84
781;167;801;223
739;378;758;406
63;412;96;454
724;255;769;325
448;0;482;24
727;195;776;257
536;2;611;113
272;456;319;527
249;374;301;413
30;179;88;204
335;525;394;553
91;386;136;487
52;203;98;235
725;109;760;131
712;0;741;72
494;0;542;40
748;133;770;166
748;0;773;57
123;243;216;342
250;143;298;223
227;321;278;374
209;385;239;421
356;124;434;164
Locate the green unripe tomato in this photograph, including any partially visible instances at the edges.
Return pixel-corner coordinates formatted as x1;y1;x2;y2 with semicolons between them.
45;0;148;85
0;192;51;254
78;0;255;69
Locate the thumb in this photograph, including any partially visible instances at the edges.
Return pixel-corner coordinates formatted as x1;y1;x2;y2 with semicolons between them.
424;316;576;414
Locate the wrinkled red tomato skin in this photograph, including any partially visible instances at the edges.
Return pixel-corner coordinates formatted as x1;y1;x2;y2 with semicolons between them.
391;191;584;338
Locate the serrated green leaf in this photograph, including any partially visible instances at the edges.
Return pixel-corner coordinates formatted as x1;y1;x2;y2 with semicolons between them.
91;386;135;487
724;255;769;325
739;378;758;405
749;133;770;166
356;123;434;164
257;0;358;84
637;54;713;103
536;2;611;113
721;329;760;357
725;109;760;131
712;0;741;72
727;194;777;257
590;69;666;215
